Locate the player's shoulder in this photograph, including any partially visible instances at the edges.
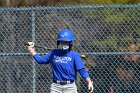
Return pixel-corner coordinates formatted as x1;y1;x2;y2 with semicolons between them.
51;49;68;53
70;50;81;56
50;49;59;53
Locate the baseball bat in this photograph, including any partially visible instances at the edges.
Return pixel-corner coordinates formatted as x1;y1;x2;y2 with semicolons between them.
24;43;53;50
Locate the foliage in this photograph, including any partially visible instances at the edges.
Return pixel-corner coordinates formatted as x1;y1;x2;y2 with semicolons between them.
0;0;140;7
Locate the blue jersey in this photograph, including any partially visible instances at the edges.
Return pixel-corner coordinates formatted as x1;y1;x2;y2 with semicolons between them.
33;49;89;81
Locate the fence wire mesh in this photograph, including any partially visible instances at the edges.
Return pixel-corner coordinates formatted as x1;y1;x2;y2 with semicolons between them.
0;4;140;93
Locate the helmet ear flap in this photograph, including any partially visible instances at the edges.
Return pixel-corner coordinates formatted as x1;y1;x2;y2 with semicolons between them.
69;41;73;50
57;41;60;48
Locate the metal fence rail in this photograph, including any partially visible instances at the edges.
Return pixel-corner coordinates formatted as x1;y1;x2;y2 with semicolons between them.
0;4;140;93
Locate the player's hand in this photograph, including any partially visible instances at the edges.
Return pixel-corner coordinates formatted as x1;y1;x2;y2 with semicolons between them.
88;80;94;93
28;42;35;50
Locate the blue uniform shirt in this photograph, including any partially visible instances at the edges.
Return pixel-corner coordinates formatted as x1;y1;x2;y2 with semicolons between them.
33;49;89;81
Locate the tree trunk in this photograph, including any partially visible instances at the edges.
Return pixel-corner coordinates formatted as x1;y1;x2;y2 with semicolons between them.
6;0;10;6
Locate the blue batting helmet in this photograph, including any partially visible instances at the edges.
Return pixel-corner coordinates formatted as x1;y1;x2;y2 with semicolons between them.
56;29;75;44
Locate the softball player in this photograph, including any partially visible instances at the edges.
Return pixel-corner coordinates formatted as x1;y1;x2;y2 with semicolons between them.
27;29;94;93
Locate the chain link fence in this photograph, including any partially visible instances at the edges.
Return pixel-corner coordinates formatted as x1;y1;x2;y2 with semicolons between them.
0;4;140;93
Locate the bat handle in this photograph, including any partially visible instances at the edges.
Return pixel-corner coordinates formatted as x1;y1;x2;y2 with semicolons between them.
24;43;34;46
24;43;29;46
24;43;52;50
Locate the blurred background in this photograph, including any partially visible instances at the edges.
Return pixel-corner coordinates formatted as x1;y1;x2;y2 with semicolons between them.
0;0;140;93
0;0;140;7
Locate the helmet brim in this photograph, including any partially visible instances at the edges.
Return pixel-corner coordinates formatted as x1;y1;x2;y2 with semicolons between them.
57;38;74;42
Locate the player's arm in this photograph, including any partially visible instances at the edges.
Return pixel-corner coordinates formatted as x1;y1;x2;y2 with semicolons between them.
74;53;94;93
78;69;94;93
27;42;50;64
78;68;89;79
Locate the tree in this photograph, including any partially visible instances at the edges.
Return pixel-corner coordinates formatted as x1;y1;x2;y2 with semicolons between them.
0;0;140;7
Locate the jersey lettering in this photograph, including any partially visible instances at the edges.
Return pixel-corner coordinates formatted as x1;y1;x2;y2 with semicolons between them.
54;55;72;63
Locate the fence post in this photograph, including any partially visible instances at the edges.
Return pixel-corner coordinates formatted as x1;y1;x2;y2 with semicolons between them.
31;10;36;93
